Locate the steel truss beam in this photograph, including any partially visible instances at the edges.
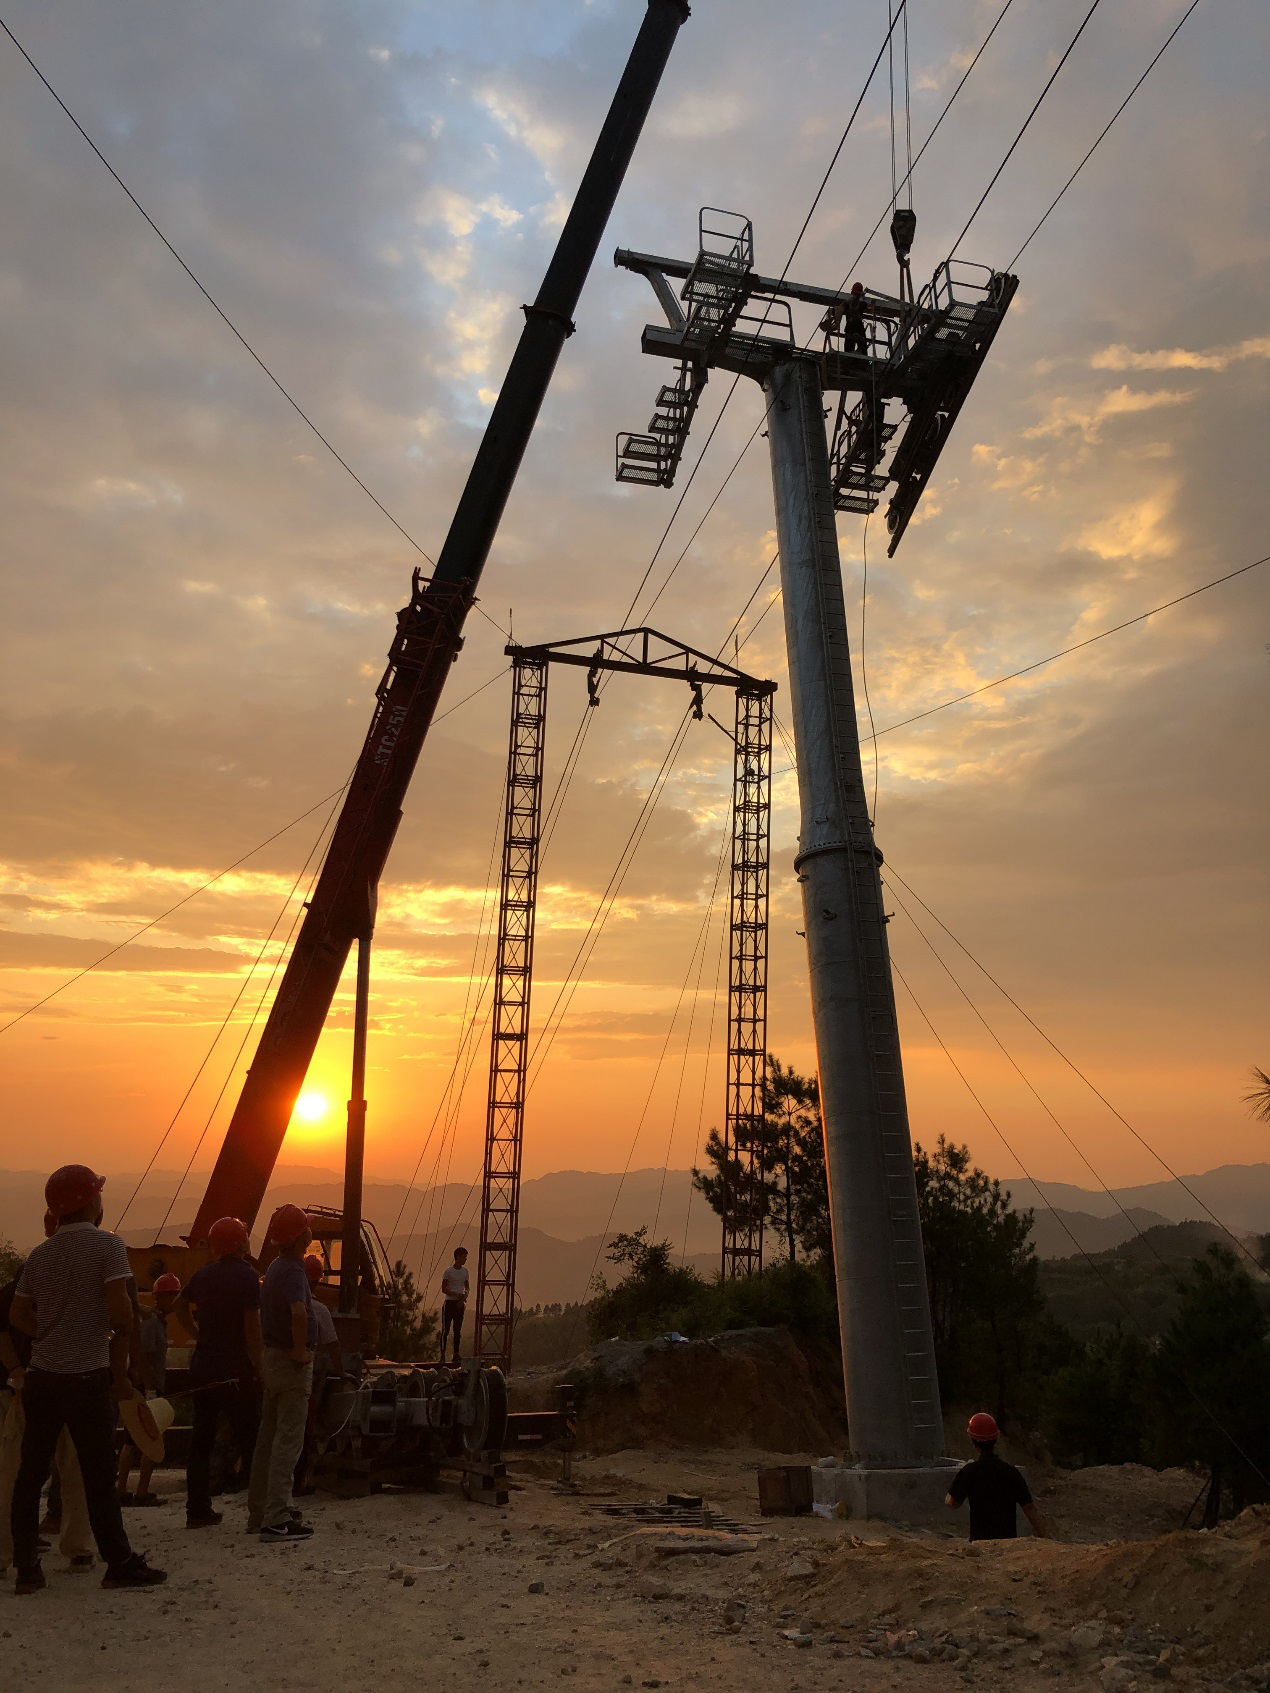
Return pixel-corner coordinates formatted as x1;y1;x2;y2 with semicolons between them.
475;633;775;1372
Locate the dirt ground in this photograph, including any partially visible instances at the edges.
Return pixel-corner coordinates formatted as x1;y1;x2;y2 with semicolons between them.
5;1447;1268;1693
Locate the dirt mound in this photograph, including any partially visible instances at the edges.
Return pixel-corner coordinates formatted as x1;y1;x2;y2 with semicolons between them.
761;1502;1270;1676
511;1326;847;1455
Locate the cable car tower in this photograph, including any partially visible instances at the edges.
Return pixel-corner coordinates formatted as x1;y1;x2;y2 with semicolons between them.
614;208;1017;1497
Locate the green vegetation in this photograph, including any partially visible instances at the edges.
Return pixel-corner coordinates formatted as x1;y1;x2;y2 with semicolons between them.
575;1051;1270;1520
379;1259;437;1360
511;1302;587;1366
0;1236;22;1283
1041;1246;1270;1522
692;1057;827;1262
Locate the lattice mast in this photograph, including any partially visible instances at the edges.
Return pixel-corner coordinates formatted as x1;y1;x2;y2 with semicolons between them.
475;655;548;1373
722;686;772;1278
473;629;775;1366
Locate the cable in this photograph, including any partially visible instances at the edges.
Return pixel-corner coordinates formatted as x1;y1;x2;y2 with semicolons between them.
947;0;1108;259
886;864;1267;1276
148;797;340;1242
113;781;346;1230
867;551;1270;743
680;873;731;1267
385;769;508;1249
0;17;464;588
652;803;733;1240
891;956;1270;1491
886;874;1259;1279
829;0;1020;311
0;783;349;1036
1007;0;1201;270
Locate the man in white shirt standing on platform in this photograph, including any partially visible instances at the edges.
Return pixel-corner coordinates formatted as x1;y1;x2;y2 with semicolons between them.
439;1248;469;1367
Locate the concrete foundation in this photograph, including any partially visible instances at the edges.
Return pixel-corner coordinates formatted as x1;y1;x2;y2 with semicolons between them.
811;1461;1035;1534
811;1460;964;1529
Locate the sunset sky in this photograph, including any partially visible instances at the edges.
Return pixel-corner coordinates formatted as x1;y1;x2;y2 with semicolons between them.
1;0;1267;1226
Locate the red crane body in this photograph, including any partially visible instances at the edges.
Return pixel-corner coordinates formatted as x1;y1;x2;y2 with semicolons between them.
186;0;691;1247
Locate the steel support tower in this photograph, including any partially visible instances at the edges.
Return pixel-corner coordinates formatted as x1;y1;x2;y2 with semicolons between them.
722;685;771;1279
474;629;774;1371
474;653;549;1374
614;210;1017;1468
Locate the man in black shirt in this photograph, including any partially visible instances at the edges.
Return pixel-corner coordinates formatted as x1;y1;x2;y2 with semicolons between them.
946;1411;1048;1541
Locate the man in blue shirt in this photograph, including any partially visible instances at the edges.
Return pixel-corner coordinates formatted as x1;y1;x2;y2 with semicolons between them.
178;1216;263;1529
247;1205;317;1542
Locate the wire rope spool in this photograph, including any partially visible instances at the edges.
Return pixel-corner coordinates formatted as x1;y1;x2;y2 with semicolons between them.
463;1366;509;1459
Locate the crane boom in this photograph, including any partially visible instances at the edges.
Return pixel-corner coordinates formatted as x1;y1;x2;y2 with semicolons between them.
188;0;691;1245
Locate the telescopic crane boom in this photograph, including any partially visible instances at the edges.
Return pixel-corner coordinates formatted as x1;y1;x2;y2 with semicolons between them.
187;0;691;1247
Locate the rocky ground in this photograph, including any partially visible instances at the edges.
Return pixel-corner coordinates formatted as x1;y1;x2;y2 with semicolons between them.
3;1446;1267;1693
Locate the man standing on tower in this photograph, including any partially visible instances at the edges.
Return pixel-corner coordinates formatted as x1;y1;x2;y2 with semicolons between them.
439;1247;469;1367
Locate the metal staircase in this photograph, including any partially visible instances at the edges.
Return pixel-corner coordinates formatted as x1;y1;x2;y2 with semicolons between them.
829;395;899;515
616;209;754;487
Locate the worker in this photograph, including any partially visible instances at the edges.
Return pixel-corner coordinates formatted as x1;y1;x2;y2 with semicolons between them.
180;1215;263;1530
7;1165;167;1592
293;1255;344;1497
439;1246;469;1367
820;280;869;355
945;1411;1048;1541
1;1227;94;1579
246;1204;317;1542
116;1273;180;1508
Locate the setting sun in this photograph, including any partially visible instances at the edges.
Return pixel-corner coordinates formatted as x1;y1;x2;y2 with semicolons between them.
293;1091;329;1124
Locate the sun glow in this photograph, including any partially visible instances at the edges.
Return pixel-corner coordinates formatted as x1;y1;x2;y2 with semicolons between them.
293;1091;329;1124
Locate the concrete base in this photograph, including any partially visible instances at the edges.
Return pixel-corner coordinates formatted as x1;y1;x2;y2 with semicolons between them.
811;1460;964;1529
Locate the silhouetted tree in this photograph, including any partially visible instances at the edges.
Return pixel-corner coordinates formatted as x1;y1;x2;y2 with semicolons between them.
1243;1065;1270;1124
379;1259;437;1360
915;1137;1066;1421
1151;1246;1270;1524
692;1055;827;1262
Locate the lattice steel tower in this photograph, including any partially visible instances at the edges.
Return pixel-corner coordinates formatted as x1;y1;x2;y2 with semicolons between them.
474;630;774;1371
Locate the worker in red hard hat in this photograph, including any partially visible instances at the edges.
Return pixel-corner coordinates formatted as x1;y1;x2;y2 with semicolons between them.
945;1411;1047;1541
246;1205;317;1541
820;279;869;355
6;1165;166;1592
178;1217;263;1529
115;1274;181;1509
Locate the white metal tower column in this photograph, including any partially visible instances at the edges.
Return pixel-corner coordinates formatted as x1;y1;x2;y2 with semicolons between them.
763;355;942;1466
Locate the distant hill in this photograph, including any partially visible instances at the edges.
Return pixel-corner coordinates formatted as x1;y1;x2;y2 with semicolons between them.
5;1158;1269;1300
1004;1163;1270;1234
1038;1218;1268;1341
1027;1205;1174;1260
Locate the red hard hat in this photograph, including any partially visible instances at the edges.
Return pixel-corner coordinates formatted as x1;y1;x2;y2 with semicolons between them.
43;1209;58;1238
850;281;865;295
267;1203;312;1247
45;1164;106;1219
302;1255;324;1286
208;1216;249;1257
152;1273;182;1294
968;1411;1000;1442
